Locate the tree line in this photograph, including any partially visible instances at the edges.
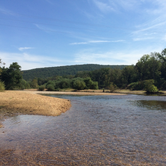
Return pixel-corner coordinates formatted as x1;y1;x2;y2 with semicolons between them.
1;48;166;92
22;64;127;80
74;48;166;92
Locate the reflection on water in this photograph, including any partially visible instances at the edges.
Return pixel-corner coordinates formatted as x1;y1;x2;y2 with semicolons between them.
0;95;166;165
131;100;166;111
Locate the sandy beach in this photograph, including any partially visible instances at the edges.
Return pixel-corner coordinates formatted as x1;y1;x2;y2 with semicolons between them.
0;91;72;128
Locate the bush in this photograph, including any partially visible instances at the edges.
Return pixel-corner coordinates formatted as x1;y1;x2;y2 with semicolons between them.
109;82;117;92
0;81;5;91
38;85;45;91
128;81;144;90
47;84;55;91
59;79;71;89
144;79;158;93
90;81;98;89
73;79;86;90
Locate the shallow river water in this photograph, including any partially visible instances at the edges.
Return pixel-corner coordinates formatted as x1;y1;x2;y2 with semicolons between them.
0;94;166;165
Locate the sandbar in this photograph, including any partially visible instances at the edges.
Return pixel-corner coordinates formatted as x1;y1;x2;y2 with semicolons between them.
0;91;71;127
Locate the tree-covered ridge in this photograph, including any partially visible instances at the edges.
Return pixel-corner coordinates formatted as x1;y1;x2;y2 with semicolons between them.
22;64;127;81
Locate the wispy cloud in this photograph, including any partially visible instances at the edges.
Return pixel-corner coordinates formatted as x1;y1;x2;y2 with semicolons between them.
131;0;166;42
92;0;139;13
35;24;74;35
0;52;69;70
18;47;34;51
133;37;154;41
70;40;124;45
0;7;16;16
74;47;164;65
133;21;166;34
92;0;116;13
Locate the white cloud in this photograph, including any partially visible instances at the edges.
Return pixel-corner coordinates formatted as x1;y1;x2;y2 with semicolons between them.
18;47;33;51
133;21;166;34
133;37;153;41
70;40;124;45
74;47;164;65
0;52;66;70
92;0;140;13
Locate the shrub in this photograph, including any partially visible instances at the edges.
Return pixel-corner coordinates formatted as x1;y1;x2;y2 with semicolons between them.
73;80;86;90
59;79;71;89
47;84;55;91
109;82;117;92
128;81;144;90
0;81;5;91
144;79;158;93
90;81;98;89
38;85;45;91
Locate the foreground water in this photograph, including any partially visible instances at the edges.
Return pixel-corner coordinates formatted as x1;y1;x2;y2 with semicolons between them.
0;95;166;165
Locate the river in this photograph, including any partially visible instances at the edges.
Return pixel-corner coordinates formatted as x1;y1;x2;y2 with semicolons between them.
0;94;166;165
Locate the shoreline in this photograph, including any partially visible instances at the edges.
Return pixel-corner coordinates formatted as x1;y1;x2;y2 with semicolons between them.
0;90;125;127
1;89;160;127
24;90;126;96
0;91;71;127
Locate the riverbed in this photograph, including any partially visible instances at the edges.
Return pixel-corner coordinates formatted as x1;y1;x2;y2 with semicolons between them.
0;94;166;165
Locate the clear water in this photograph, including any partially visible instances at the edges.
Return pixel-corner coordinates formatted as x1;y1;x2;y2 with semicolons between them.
0;95;166;165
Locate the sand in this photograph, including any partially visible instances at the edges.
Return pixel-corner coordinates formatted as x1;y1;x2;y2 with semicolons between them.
26;90;125;96
0;91;71;126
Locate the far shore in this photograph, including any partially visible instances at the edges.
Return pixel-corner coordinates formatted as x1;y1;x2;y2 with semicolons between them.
22;89;148;95
26;89;166;96
23;89;126;96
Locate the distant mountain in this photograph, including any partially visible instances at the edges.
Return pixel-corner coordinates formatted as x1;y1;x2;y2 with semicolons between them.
22;64;127;80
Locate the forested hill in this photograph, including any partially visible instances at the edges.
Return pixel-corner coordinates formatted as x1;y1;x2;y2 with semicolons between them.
22;64;127;80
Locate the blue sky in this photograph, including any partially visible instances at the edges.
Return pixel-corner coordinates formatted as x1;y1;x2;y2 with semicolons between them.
0;0;166;70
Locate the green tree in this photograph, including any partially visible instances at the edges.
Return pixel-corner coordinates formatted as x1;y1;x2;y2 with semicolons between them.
144;79;158;93
72;79;86;90
30;78;38;89
135;53;161;81
121;65;137;86
1;62;22;90
109;82;117;92
90;81;98;89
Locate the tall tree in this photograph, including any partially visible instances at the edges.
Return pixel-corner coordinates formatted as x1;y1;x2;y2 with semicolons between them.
1;62;22;90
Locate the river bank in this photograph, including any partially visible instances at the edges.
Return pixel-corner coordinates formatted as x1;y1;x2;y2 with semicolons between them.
0;91;71;127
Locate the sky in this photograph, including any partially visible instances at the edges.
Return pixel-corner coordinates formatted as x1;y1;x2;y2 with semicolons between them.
0;0;166;70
